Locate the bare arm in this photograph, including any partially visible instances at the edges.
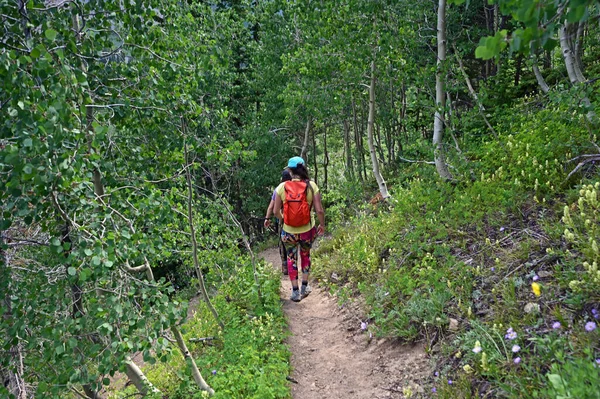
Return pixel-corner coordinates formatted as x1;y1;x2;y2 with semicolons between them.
313;192;325;235
273;194;283;221
264;199;275;228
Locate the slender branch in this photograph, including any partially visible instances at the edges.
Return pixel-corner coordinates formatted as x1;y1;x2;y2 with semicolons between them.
125;43;187;69
565;155;600;181
183;126;224;330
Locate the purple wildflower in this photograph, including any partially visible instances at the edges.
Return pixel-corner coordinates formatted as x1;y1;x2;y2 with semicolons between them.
500;227;505;232
585;321;597;332
491;267;496;272
552;322;561;329
505;328;517;340
432;387;437;393
448;380;453;385
512;345;521;353
596;359;600;366
434;371;439;377
212;370;217;375
592;309;599;319
532;275;539;281
360;321;368;331
514;357;521;364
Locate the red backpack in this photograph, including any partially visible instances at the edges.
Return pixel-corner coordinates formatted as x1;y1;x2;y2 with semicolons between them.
283;180;312;227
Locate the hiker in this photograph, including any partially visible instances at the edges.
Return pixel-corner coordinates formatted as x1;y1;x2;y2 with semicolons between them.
264;168;292;274
273;156;325;302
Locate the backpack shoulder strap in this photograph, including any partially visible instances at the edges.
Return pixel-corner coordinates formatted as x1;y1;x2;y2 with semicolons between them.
305;179;315;208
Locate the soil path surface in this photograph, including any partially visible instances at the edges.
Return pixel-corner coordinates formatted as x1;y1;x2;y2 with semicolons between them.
259;247;431;399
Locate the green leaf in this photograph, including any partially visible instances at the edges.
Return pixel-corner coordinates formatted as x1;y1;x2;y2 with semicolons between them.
67;267;76;276
45;29;58;41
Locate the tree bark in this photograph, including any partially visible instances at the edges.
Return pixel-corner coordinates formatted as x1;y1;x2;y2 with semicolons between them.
183;139;225;328
312;127;318;184
300;118;311;161
351;98;365;184
2;235;28;399
531;43;550;94
559;21;596;123
343;119;354;180
560;22;586;84
514;54;522;86
433;0;453;180
367;59;390;199
453;45;497;138
323;125;329;192
124;358;161;396
172;326;215;395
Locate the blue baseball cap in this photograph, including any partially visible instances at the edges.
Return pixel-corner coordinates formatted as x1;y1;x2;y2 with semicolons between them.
287;156;305;168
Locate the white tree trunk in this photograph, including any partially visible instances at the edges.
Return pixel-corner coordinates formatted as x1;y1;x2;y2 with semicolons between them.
300;118;311;161
124;358;161;396
367;59;390;199
560;23;584;85
559;22;596;124
530;43;549;94
172;326;215;396
433;0;453;180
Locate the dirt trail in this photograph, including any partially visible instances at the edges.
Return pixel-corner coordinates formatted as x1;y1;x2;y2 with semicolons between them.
260;247;431;399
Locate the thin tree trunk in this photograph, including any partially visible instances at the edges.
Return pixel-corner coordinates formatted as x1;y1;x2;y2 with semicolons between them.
514;54;522;86
367;59;390;198
1;234;28;399
484;3;490;79
360;100;368;179
352;99;365;184
560;22;596;123
560;22;586;84
375;122;385;166
388;73;395;163
343;119;354;180
494;3;500;75
433;0;453;180
531;43;550;94
300;118;311;161
312;128;318;184
172;326;215;395
124;358;161;396
453;44;497;138
183;139;225;328
323;125;329;192
574;21;585;72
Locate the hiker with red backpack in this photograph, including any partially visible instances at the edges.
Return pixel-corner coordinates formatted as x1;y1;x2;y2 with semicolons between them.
273;156;325;302
264;168;293;275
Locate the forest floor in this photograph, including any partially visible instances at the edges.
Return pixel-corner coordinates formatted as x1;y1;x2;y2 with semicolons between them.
259;247;431;399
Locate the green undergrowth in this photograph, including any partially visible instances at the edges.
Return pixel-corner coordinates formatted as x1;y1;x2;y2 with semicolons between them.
110;258;290;399
313;104;600;398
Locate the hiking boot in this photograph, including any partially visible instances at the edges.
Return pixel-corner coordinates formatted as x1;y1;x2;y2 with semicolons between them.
290;289;301;302
301;284;312;299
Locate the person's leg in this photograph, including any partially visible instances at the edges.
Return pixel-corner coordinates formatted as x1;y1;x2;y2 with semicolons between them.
298;227;317;298
281;231;301;301
278;223;288;274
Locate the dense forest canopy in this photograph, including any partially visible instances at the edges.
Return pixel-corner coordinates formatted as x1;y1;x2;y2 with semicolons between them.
1;0;599;398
